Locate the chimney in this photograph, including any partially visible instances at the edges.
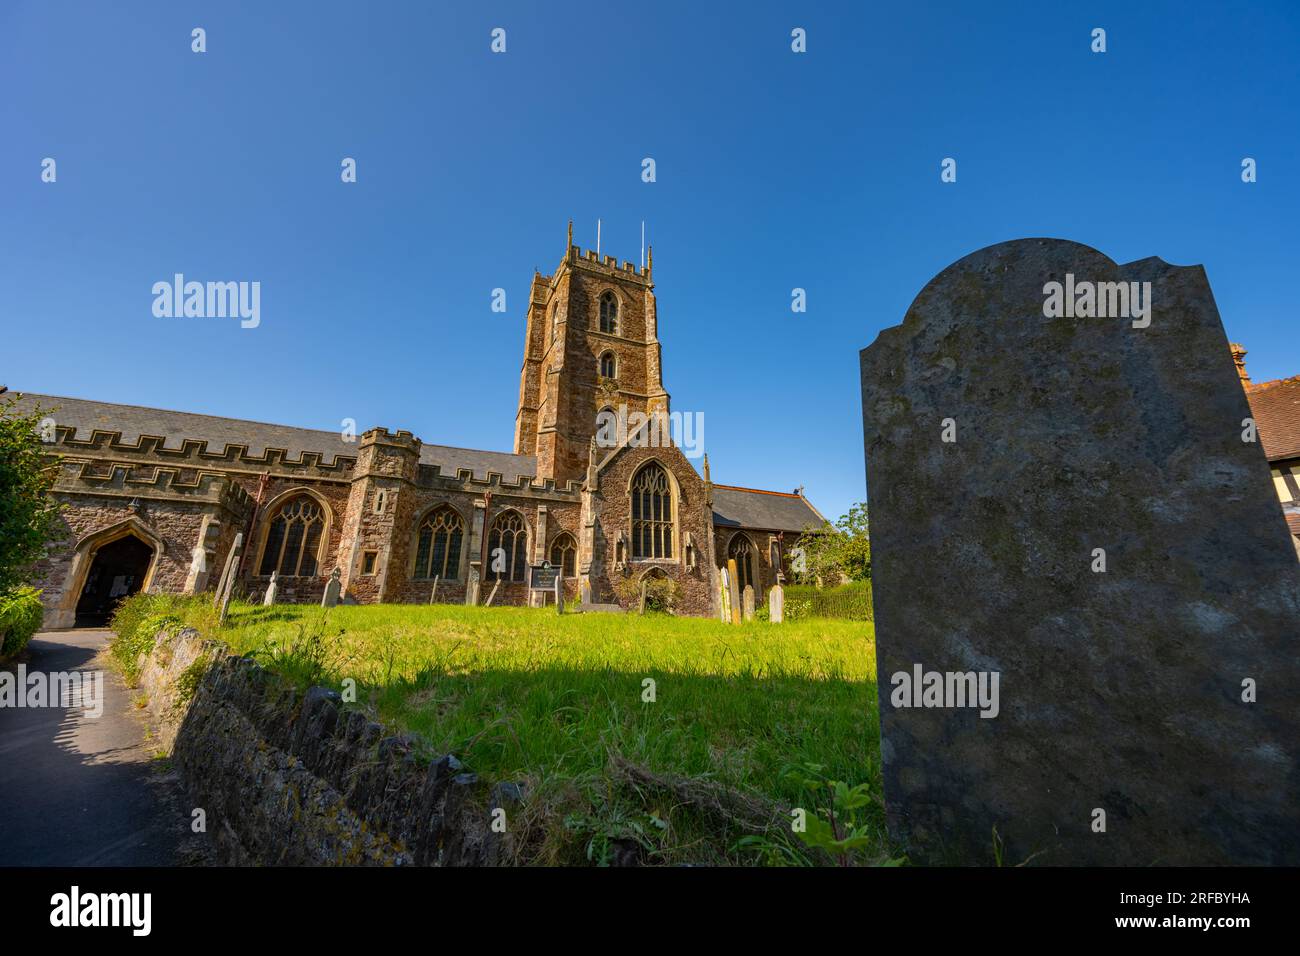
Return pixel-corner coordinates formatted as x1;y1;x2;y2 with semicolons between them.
1229;343;1251;385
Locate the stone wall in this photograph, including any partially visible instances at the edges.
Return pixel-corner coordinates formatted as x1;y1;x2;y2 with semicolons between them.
136;625;525;865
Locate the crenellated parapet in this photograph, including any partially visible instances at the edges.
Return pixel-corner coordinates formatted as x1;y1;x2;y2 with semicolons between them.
415;463;583;499
54;458;255;514
46;426;357;479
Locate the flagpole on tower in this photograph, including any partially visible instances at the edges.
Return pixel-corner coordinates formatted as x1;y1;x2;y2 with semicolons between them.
641;221;645;269
596;218;601;256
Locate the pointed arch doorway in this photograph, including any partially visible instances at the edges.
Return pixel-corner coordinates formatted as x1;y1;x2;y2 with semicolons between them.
74;534;155;627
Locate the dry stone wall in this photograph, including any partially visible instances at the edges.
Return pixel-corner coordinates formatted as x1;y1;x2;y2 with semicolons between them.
136;626;524;866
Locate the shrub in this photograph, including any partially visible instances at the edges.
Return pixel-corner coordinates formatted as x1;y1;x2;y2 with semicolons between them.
0;586;44;659
783;580;873;621
613;574;680;612
109;593;190;684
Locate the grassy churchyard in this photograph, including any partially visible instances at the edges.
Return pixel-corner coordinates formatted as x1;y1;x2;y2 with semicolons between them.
111;595;887;866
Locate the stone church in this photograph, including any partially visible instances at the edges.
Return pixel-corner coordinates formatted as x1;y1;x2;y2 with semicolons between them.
15;225;824;628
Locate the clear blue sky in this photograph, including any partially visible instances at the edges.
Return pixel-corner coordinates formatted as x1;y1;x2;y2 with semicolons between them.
3;1;1298;523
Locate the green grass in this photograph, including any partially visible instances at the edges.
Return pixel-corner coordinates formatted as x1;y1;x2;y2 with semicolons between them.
113;594;886;865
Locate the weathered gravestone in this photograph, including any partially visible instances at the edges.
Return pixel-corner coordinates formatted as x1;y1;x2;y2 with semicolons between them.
321;567;342;608
262;570;278;606
860;238;1300;866
769;582;785;624
742;585;755;622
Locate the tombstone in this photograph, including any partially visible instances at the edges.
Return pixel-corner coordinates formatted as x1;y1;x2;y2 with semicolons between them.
726;559;742;625
718;568;731;623
466;566;480;606
429;575;439;604
768;582;784;623
860;238;1300;866
321;567;342;608
216;533;244;624
580;578;592;605
638;580;647;615
555;573;564;614
742;585;755;622
262;571;278;606
212;532;243;610
484;579;500;607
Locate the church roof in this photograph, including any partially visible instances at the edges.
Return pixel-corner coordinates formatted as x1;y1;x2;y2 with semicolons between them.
8;392;538;483
1246;375;1300;462
711;484;824;534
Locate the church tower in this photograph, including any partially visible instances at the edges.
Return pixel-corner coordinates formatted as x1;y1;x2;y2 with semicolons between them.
514;222;670;486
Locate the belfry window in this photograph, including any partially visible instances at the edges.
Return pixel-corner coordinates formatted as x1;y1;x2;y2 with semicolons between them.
414;506;465;580
599;351;617;378
599;291;619;334
631;462;674;559
488;511;528;582
258;495;325;577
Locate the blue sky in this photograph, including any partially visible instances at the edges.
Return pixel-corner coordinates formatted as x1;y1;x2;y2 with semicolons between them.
3;1;1297;523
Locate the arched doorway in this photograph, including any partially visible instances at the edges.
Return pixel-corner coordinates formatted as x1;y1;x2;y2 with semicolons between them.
75;535;154;627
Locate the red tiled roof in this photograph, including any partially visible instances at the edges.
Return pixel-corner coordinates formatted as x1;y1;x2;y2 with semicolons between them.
1287;514;1300;538
1246;375;1300;462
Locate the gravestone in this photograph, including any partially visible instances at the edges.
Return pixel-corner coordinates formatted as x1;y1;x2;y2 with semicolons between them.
321;567;342;608
555;574;564;614
262;570;278;606
212;532;243;610
639;581;647;615
726;559;741;625
769;582;784;623
216;533;244;624
466;566;480;606
430;575;439;604
742;585;755;622
860;238;1300;866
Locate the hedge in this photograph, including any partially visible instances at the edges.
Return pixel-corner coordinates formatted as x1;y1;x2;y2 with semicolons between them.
783;580;873;621
0;586;44;659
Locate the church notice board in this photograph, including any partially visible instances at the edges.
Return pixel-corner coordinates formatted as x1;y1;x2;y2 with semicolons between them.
528;562;559;592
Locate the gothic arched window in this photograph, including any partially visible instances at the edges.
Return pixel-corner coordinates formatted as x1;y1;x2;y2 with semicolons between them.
631;462;674;559
728;534;756;596
549;533;576;577
488;510;528;582
599;291;619;334
414;506;465;580
599;351;617;378
258;495;326;577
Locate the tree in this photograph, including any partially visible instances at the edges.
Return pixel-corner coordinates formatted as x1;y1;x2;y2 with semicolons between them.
791;501;870;585
0;392;65;595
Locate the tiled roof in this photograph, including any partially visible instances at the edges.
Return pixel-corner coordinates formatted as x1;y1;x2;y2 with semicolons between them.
711;484;824;533
7;392;537;483
1246;376;1300;462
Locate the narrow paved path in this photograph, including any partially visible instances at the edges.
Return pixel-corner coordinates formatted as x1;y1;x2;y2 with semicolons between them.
0;629;195;865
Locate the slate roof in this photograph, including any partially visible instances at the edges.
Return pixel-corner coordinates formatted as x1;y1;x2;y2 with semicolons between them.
1246;376;1300;462
8;392;538;483
711;484;824;533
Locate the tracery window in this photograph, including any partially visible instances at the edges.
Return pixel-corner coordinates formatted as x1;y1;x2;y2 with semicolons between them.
599;351;617;378
631;463;673;559
258;495;325;577
728;534;756;596
550;533;576;577
413;506;465;580
488;510;528;582
599;291;619;334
